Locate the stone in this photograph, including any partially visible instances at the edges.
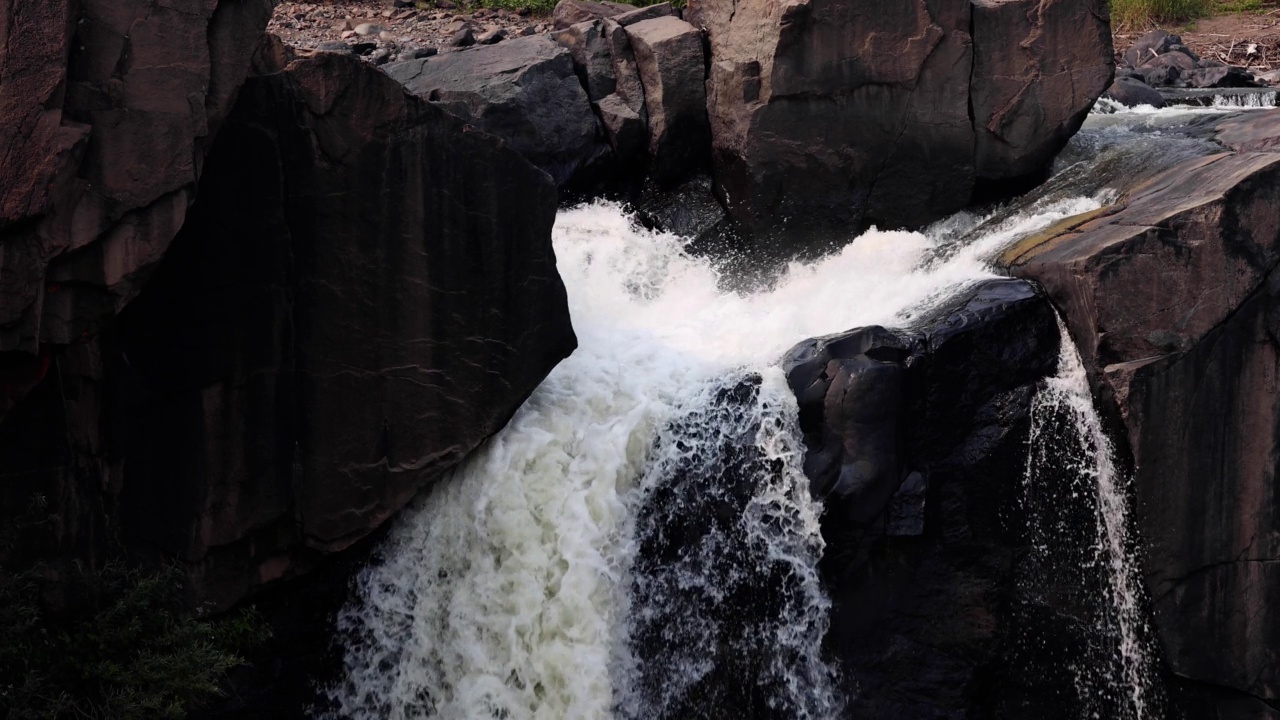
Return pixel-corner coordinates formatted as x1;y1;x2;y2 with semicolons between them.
553;20;616;102
1140;64;1182;88
689;0;1113;242
613;2;675;26
476;27;507;44
596;92;648;172
633;174;727;242
624;16;710;185
1139;50;1197;74
1000;113;1280;706
316;40;354;55
353;22;382;36
970;0;1116;182
44;52;574;611
1123;29;1179;68
1186;65;1259;89
551;0;633;29
449;26;475;46
410;45;439;59
370;48;392;64
1104;76;1165;108
603;17;648;119
386;35;608;189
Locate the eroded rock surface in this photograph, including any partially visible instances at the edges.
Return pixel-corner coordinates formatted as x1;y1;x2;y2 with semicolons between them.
687;0;1113;241
1002;111;1280;712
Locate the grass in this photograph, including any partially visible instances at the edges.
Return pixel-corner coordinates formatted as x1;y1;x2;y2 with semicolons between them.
1111;0;1275;28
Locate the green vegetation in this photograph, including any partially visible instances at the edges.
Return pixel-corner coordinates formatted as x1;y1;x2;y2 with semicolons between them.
1111;0;1273;28
0;562;269;719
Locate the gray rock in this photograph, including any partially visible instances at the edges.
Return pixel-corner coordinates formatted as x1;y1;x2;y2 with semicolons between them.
410;46;439;59
552;0;633;29
1103;76;1165;108
603;17;647;119
315;40;354;55
613;2;675;26
625;16;709;185
386;35;607;188
596;93;648;171
353;22;383;36
554;20;615;102
370;48;392;65
1123;29;1179;68
477;27;507;44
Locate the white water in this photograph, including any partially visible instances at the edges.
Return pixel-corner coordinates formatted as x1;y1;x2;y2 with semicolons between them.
1022;320;1163;720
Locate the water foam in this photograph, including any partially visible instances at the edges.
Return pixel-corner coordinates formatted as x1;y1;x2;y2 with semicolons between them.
322;192;1108;719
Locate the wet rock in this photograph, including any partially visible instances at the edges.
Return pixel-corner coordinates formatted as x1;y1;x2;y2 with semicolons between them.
1104;76;1165;108
1001;113;1280;705
625;16;710;185
386;35;607;189
633;174;727;242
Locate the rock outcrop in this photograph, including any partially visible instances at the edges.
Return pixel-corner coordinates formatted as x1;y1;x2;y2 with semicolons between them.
1;23;576;611
386;35;608;189
784;279;1135;716
1001;111;1280;714
687;0;1113;241
0;0;275;407
1106;29;1264;108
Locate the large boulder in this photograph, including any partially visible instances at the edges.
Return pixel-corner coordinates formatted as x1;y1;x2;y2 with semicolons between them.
0;45;577;611
385;35;607;190
0;0;275;404
687;0;1113;241
1000;111;1280;713
784;279;1148;716
625;16;711;185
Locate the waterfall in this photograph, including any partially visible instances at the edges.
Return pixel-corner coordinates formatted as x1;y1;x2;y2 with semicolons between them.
317;104;1197;718
1020;320;1165;720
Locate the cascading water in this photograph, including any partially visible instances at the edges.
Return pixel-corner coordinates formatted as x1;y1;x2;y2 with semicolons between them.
322;105;1195;720
1020;322;1165;720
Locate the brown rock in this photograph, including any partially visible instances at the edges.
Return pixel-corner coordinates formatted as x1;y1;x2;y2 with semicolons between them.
1001;115;1280;703
625;16;710;185
552;0;633;29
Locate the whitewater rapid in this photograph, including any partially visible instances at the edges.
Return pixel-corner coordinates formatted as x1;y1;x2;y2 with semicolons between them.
322;191;1104;720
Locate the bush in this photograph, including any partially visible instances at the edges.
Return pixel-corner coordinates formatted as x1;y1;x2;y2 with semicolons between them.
1110;0;1209;28
0;562;269;719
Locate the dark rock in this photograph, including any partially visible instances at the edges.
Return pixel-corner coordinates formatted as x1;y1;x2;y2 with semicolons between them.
690;0;1113;242
386;35;607;189
1141;64;1182;88
551;0;633;29
553;20;616;101
596;92;648;171
476;27;507;44
370;48;392;64
1123;29;1179;68
352;41;377;55
625;16;709;185
603;17;648;120
1186;65;1260;89
1104;76;1166;108
407;45;438;59
1168;43;1200;63
971;0;1116;181
1001;114;1280;705
633;174;727;242
84;52;570;610
449;27;475;46
1139;50;1197;75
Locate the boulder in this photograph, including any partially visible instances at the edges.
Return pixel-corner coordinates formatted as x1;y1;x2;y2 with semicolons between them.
624;16;710;185
553;20;616;102
1123;29;1179;68
1000;112;1280;709
596;92;649;171
551;0;633;29
386;35;608;189
784;279;1118;717
603;17;649;118
971;0;1116;180
0;0;274;376
1104;76;1165;108
0;50;577;611
689;0;1113;242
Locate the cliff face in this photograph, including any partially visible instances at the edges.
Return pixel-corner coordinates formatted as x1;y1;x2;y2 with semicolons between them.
0;3;575;610
1003;112;1280;716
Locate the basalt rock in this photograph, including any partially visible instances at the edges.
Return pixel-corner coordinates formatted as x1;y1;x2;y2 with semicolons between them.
1001;111;1280;714
1;45;576;611
785;278;1089;716
386;35;608;190
552;0;633;29
625;16;711;185
688;0;1113;242
1104;76;1166;108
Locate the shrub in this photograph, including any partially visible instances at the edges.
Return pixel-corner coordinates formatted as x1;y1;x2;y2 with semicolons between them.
1110;0;1209;27
0;561;269;719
